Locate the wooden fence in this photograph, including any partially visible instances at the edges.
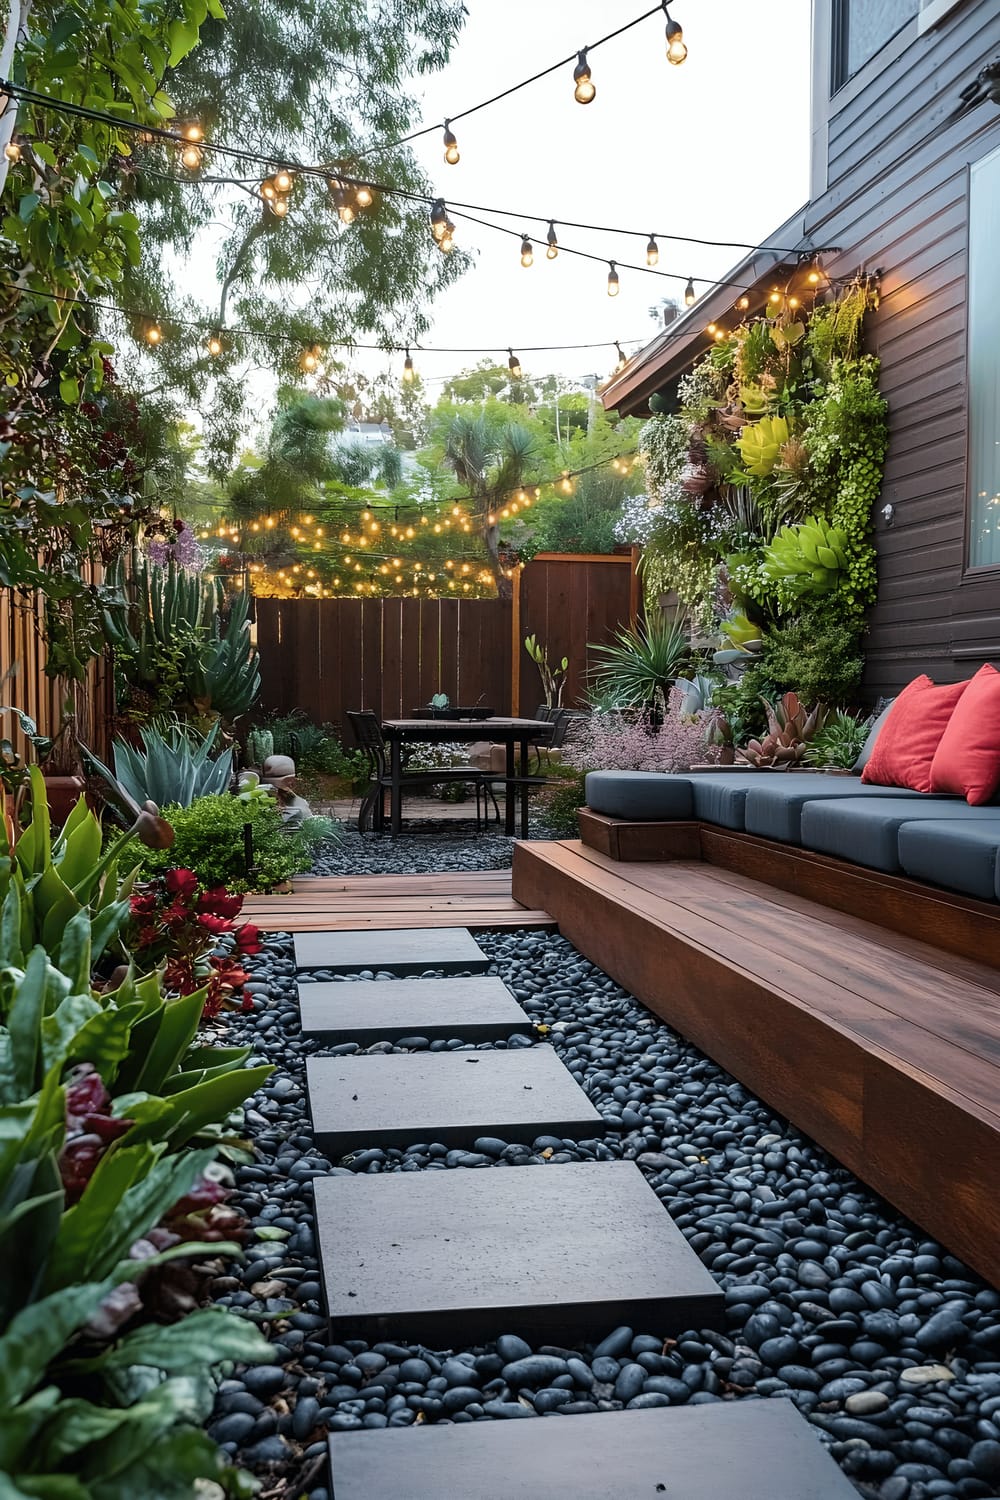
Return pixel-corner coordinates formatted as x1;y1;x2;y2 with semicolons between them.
0;582;115;764
256;550;640;733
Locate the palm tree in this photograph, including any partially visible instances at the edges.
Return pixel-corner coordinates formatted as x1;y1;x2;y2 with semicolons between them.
443;413;537;599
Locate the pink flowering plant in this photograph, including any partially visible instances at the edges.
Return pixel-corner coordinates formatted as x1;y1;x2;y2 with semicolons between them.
128;866;263;1019
566;687;719;774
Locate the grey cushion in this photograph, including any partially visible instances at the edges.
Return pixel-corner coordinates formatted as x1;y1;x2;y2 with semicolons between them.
897;819;1000;901
744;776;945;846
800;796;986;872
584;771;693;821
852;699;895;773
690;773;768;831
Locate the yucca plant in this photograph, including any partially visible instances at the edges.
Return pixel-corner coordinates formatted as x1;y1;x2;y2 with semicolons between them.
588;611;692;714
804;708;873;769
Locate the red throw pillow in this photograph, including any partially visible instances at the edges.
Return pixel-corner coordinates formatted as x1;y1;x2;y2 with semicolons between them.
861;674;969;794
930;663;1000;805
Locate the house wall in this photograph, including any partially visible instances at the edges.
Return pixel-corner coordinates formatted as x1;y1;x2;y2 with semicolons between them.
807;0;1000;696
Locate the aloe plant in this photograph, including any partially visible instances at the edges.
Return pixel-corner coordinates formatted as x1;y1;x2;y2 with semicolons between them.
103;555;260;726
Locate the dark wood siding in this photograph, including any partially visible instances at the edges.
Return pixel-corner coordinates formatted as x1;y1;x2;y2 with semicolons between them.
807;2;1000;696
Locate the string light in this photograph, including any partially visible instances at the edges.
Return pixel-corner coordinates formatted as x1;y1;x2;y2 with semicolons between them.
706;322;717;335
144;321;162;345
520;235;534;268
614;341;628;373
769;287;781;305
207;331;224;357
300;344;320;373
607;261;619;297
442;120;460;165
646;235;659;267
684;277;696;306
546;221;559;259
274;168;294;194
430;198;448;241
663;5;688;64
402;347;415;383
573;49;596;104
3;140;21;163
737;294;750;311
508;348;522;380
355;182;374;208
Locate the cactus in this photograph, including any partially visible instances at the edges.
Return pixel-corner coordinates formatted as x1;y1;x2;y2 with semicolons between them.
246;726;274;767
103;553;261;725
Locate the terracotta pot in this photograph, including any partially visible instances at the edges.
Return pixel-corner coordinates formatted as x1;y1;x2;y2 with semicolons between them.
42;774;86;827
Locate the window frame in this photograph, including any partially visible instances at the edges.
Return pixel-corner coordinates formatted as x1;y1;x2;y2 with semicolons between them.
963;143;1000;579
830;0;920;94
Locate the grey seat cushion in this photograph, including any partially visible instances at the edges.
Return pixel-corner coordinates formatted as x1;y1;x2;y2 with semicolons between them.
897;819;1000;901
690;773;770;831
800;796;983;872
744;777;946;846
584;771;693;821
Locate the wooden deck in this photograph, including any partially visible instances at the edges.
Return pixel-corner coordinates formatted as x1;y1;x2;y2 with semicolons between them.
512;838;1000;1290
241;869;554;933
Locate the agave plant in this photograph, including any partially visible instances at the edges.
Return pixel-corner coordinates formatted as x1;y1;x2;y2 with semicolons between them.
804;708;874;769
89;724;233;809
738;691;828;769
588;611;692;713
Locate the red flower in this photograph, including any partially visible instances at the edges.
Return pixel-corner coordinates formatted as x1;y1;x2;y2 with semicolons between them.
235;922;262;955
162;898;195;929
210;955;248;989
196;911;234;936
129;891;157;915
164;956;199;994
165;868;198;898
65;1065;110;1129
198;887;243;920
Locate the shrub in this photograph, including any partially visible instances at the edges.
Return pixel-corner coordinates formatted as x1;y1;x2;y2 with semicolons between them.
761;604;865;705
537;770;588;835
124;793;336;892
566;691;717;774
262;710;366;779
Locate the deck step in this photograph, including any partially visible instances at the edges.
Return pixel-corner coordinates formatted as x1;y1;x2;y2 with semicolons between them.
293;926;489;974
297;975;532;1045
329;1399;858;1499
306;1044;601;1157
315;1160;722;1345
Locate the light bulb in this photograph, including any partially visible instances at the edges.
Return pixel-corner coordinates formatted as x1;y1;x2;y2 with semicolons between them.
181;143;202;170
646;235;659;267
520;236;534;268
607;261;619;297
664;13;688;64
769;288;781;305
4;140;21;163
706;322;717;335
145;322;162;345
714;327;725;342
789;296;800;309
807;266;821;285
274;168;293;193
272;196;289;218
737;294;750;311
261;177;276;200
300;345;320;373
684;278;696;307
403;349;415;383
546;221;559;259
573;49;595;104
207;332;223;357
443;122;460;165
338;198;356;224
508;348;522;381
355;183;373;208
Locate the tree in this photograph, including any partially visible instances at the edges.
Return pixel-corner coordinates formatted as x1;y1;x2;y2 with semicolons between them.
114;0;469;467
442;361;539;406
442;413;538;599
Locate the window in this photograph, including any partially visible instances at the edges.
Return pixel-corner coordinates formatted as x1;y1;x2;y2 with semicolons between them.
831;0;919;91
968;146;1000;570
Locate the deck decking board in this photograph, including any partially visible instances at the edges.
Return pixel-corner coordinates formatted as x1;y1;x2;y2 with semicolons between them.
241;869;554;932
511;838;1000;1288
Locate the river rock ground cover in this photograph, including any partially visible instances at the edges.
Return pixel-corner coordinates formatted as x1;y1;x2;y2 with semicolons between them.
207;828;1000;1500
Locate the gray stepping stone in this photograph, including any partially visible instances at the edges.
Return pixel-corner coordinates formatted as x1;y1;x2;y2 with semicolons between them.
306;1044;601;1157
315;1160;723;1345
329;1398;858;1499
297;976;532;1045
293;926;488;975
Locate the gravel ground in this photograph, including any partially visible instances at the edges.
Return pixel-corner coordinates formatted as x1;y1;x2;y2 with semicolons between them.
308;812;560;877
205;923;1000;1500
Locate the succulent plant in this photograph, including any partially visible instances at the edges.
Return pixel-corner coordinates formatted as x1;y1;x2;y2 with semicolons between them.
762;515;850;596
737;691;828;769
736;414;790;478
804;708;873;769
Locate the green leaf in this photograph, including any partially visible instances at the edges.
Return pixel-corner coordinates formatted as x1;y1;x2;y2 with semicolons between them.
43;1143;159;1288
18;194;40;223
118;1065;272;1150
7;948;47;1095
56;911;92;995
58;376;80;405
0;1280;113;1408
96;1307;272;1375
128;988;207;1096
167;17;200;65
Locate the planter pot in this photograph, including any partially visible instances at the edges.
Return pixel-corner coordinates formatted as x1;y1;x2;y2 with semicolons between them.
42;774;86;826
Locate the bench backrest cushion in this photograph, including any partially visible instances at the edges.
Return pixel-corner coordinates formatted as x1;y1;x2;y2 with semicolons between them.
860;674;969;794
930;664;1000;805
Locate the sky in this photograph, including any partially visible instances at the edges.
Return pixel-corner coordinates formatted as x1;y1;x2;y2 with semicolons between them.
384;0;814;394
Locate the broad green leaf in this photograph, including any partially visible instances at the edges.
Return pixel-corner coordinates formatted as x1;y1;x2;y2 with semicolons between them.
8;948;47;1095
54;810;102;895
117;1065;272;1150
0;1279;113;1408
166;17;199;65
87;1420;227;1499
1;881;25;970
96;1309;272;1375
128;988;206;1096
33;1397;132;1466
43;1143;159;1288
0;1384;62;1470
17;194;40;223
35;867;81;953
56;912;92;996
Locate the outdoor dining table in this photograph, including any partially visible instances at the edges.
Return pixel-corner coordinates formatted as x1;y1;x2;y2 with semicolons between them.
380;717;554;839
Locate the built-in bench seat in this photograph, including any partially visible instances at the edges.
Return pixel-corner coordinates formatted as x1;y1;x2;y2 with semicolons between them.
583;769;1000;902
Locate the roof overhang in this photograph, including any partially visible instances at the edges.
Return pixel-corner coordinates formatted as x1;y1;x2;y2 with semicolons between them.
601;207;810;418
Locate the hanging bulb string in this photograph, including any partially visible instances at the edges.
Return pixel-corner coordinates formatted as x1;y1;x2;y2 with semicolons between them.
352;4;666;160
0;78;817;260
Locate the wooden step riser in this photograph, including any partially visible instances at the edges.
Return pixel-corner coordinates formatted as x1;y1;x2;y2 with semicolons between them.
512;841;1000;1291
